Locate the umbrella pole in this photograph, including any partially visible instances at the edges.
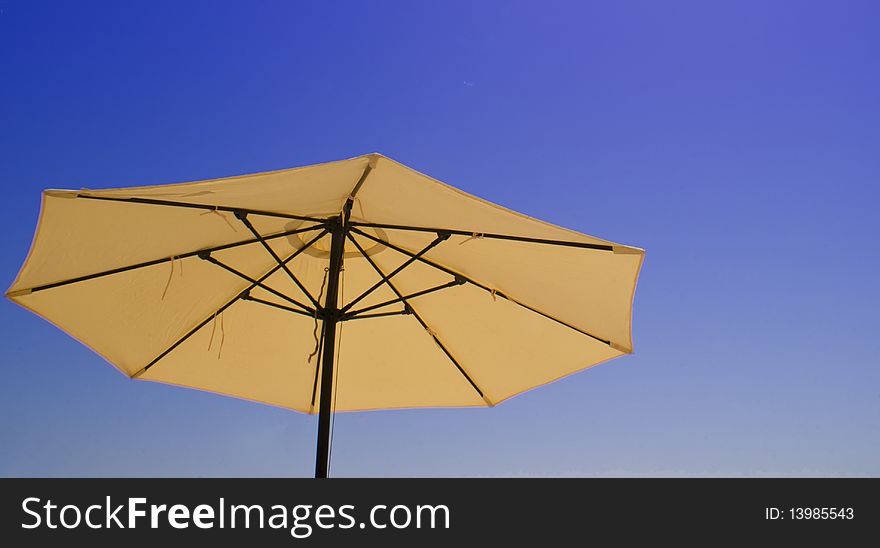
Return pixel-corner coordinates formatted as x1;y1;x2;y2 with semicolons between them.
315;216;346;478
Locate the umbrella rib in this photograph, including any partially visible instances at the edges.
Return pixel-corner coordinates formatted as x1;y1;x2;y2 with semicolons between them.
349;227;615;348
11;224;324;296
234;212;322;309
241;293;316;318
347;232;493;406
130;229;328;378
347;157;376;199
200;254;316;315
76;194;325;223
341;278;465;319
339;232;450;313
349;221;616;251
341;309;410;321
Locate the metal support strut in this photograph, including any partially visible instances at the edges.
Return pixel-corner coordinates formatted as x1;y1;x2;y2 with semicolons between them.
314;211;348;478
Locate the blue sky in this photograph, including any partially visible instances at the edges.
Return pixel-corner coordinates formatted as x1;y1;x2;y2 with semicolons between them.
1;0;878;476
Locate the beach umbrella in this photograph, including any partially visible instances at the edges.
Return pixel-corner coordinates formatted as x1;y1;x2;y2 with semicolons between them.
7;154;644;477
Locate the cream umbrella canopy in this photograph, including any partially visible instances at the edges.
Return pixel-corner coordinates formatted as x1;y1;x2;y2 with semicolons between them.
7;153;644;477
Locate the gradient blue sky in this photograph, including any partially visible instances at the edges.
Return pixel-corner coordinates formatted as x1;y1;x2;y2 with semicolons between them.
1;1;878;477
